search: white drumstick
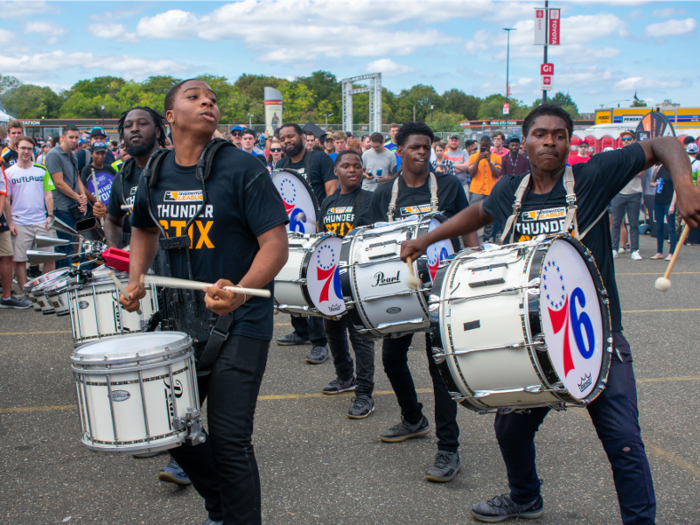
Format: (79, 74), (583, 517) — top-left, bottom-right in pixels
(406, 256), (421, 291)
(143, 275), (271, 298)
(121, 204), (133, 211)
(108, 270), (142, 315)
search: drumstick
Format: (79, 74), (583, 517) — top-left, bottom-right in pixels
(655, 223), (690, 292)
(406, 256), (421, 291)
(144, 274), (271, 298)
(121, 204), (133, 211)
(108, 270), (142, 315)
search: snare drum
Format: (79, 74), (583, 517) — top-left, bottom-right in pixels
(271, 169), (319, 234)
(69, 271), (159, 345)
(25, 268), (71, 312)
(71, 332), (203, 454)
(340, 213), (459, 338)
(275, 233), (345, 317)
(431, 234), (612, 412)
(45, 275), (80, 317)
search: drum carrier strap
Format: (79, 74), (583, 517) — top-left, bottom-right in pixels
(142, 138), (237, 374)
(500, 167), (585, 244)
(352, 190), (367, 229)
(387, 172), (438, 222)
(281, 149), (312, 181)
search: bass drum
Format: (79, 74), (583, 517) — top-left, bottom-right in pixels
(431, 234), (612, 412)
(271, 169), (319, 235)
(340, 213), (460, 338)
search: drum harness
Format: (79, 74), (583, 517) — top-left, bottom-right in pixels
(387, 172), (439, 222)
(280, 149), (312, 181)
(141, 138), (237, 374)
(499, 166), (607, 244)
(115, 157), (137, 246)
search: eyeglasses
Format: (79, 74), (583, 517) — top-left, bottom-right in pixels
(621, 137), (634, 142)
(270, 148), (282, 152)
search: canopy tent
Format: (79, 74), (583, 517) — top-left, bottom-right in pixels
(302, 121), (330, 143)
(0, 109), (11, 123)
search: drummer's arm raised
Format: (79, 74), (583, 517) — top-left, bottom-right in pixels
(400, 201), (493, 261)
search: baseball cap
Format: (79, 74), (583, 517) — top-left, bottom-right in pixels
(686, 143), (699, 154)
(449, 133), (461, 140)
(579, 140), (589, 146)
(508, 135), (521, 144)
(619, 130), (635, 138)
(603, 147), (615, 152)
(90, 127), (107, 138)
(91, 141), (107, 152)
(683, 136), (696, 145)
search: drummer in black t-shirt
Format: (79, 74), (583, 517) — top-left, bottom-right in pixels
(401, 104), (700, 524)
(276, 123), (339, 363)
(367, 121), (478, 483)
(104, 107), (166, 248)
(317, 149), (376, 418)
(119, 79), (289, 525)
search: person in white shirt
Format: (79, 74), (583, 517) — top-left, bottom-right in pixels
(4, 136), (56, 293)
(361, 132), (397, 192)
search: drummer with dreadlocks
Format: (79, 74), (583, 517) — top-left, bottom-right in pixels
(401, 103), (700, 523)
(105, 107), (167, 249)
(119, 79), (289, 525)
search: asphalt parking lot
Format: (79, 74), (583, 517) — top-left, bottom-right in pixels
(1, 234), (699, 525)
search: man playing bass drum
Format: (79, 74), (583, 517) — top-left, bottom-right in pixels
(119, 78), (289, 525)
(401, 104), (700, 524)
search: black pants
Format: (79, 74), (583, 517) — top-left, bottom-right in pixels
(170, 335), (269, 525)
(323, 316), (375, 396)
(382, 333), (459, 452)
(494, 332), (655, 524)
(291, 315), (327, 346)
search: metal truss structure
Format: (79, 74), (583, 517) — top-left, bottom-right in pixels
(341, 73), (382, 134)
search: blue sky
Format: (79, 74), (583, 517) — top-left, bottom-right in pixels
(0, 0), (697, 113)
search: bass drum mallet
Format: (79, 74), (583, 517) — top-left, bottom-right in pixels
(655, 223), (690, 292)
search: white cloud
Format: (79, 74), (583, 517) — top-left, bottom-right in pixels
(613, 77), (690, 90)
(0, 51), (189, 80)
(136, 10), (199, 39)
(465, 30), (490, 56)
(515, 77), (534, 86)
(24, 20), (66, 36)
(652, 8), (685, 18)
(0, 1), (56, 20)
(0, 28), (13, 45)
(87, 23), (140, 43)
(644, 18), (697, 38)
(366, 59), (417, 77)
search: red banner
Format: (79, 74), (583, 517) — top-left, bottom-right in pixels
(548, 8), (560, 45)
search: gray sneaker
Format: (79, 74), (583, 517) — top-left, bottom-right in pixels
(0, 295), (31, 309)
(471, 493), (543, 523)
(323, 376), (356, 395)
(425, 450), (461, 482)
(379, 415), (430, 443)
(276, 332), (311, 346)
(201, 519), (223, 525)
(306, 345), (328, 364)
(348, 395), (375, 419)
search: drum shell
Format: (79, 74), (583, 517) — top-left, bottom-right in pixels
(71, 333), (198, 454)
(274, 235), (317, 316)
(25, 268), (71, 311)
(45, 277), (78, 317)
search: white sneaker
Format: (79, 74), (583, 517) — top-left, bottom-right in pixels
(612, 250), (618, 259)
(631, 251), (642, 261)
(618, 247), (627, 254)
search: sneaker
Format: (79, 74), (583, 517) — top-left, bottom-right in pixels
(348, 395), (375, 419)
(201, 520), (223, 525)
(618, 246), (627, 254)
(379, 415), (430, 443)
(612, 249), (618, 259)
(471, 493), (544, 523)
(650, 253), (664, 260)
(323, 376), (356, 395)
(0, 296), (31, 309)
(276, 332), (311, 346)
(306, 345), (328, 364)
(630, 250), (642, 261)
(425, 451), (462, 483)
(665, 254), (673, 261)
(158, 457), (192, 485)
(18, 294), (32, 307)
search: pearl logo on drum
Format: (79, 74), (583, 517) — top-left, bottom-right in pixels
(111, 390), (130, 402)
(372, 271), (400, 287)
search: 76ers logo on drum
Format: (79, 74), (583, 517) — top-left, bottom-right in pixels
(278, 177), (308, 233)
(315, 244), (342, 303)
(306, 238), (346, 316)
(427, 245), (449, 281)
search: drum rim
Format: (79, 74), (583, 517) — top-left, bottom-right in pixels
(71, 331), (193, 366)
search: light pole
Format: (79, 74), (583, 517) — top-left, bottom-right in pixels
(248, 113), (253, 128)
(325, 113), (333, 128)
(503, 27), (515, 134)
(101, 105), (105, 126)
(542, 0), (548, 104)
(601, 99), (630, 108)
(430, 104), (434, 124)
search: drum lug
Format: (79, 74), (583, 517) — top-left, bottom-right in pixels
(431, 347), (446, 365)
(173, 407), (206, 447)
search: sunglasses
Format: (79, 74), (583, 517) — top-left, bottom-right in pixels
(270, 148), (282, 152)
(231, 132), (242, 136)
(621, 137), (634, 142)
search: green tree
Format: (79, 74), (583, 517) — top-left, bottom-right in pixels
(234, 74), (289, 100)
(477, 94), (527, 120)
(549, 92), (581, 118)
(64, 76), (126, 100)
(632, 99), (647, 107)
(441, 89), (480, 120)
(427, 112), (467, 133)
(2, 84), (62, 118)
(141, 76), (181, 96)
(0, 75), (22, 97)
(394, 85), (444, 122)
(280, 82), (315, 123)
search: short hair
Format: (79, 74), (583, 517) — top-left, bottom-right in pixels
(333, 131), (347, 141)
(63, 125), (80, 136)
(118, 106), (167, 147)
(361, 134), (370, 141)
(465, 139), (476, 148)
(7, 120), (23, 132)
(17, 135), (36, 148)
(334, 149), (362, 167)
(522, 103), (573, 140)
(492, 131), (505, 140)
(0, 127), (6, 140)
(241, 128), (255, 138)
(305, 130), (315, 137)
(370, 132), (384, 144)
(164, 78), (199, 112)
(312, 144), (325, 152)
(396, 121), (434, 147)
(348, 139), (361, 149)
(434, 142), (445, 151)
(683, 136), (695, 145)
(279, 123), (304, 137)
(390, 123), (400, 130)
(480, 135), (492, 144)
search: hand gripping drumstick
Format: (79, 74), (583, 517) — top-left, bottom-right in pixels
(655, 223), (690, 292)
(108, 270), (142, 315)
(406, 256), (422, 291)
(143, 274), (271, 298)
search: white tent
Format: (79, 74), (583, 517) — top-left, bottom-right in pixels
(0, 109), (11, 123)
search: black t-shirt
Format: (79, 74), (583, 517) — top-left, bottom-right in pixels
(80, 163), (117, 205)
(1, 147), (18, 168)
(276, 150), (337, 204)
(483, 142), (647, 333)
(654, 167), (675, 204)
(318, 187), (373, 237)
(77, 148), (115, 173)
(131, 146), (289, 342)
(368, 171), (470, 224)
(107, 162), (143, 233)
